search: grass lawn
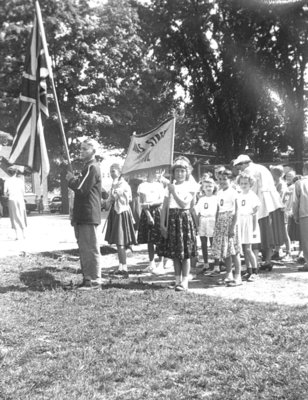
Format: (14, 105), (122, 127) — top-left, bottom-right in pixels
(0, 250), (308, 400)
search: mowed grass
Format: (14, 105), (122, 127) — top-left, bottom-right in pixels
(0, 252), (308, 400)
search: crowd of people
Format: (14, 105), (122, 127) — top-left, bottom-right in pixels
(65, 138), (308, 291)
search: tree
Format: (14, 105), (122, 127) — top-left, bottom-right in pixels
(138, 0), (307, 162)
(0, 0), (177, 192)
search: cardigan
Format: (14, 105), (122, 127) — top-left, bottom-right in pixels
(68, 159), (102, 224)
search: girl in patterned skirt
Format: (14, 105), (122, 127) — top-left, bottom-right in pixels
(137, 170), (165, 273)
(212, 169), (242, 286)
(104, 163), (137, 274)
(158, 158), (197, 291)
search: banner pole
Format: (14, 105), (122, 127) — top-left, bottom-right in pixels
(35, 0), (72, 171)
(164, 115), (176, 231)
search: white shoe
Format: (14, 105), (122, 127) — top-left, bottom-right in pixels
(224, 273), (234, 282)
(247, 273), (259, 282)
(156, 261), (164, 270)
(152, 263), (167, 275)
(209, 271), (220, 277)
(144, 261), (155, 273)
(180, 278), (189, 290)
(115, 264), (123, 274)
(201, 263), (210, 271)
(164, 259), (174, 270)
(77, 280), (101, 290)
(280, 254), (293, 263)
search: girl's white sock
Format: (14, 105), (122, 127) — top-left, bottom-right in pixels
(181, 277), (189, 289)
(175, 275), (181, 285)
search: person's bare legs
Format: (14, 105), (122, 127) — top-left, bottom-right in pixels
(232, 253), (242, 283)
(173, 258), (182, 286)
(117, 245), (127, 272)
(224, 256), (233, 281)
(181, 259), (191, 290)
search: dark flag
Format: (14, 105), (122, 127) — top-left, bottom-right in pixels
(9, 5), (50, 176)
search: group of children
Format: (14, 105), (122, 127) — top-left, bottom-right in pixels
(103, 157), (303, 291)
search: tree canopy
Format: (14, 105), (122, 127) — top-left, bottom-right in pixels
(139, 0), (307, 162)
(0, 0), (307, 185)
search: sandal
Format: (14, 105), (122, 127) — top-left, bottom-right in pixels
(175, 284), (187, 292)
(226, 280), (243, 287)
(217, 277), (233, 285)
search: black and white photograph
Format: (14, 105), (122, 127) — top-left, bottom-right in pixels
(0, 0), (308, 398)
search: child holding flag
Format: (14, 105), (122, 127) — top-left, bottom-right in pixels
(158, 158), (197, 291)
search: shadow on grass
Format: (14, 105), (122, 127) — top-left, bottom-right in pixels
(0, 285), (29, 294)
(101, 280), (167, 291)
(38, 245), (118, 260)
(19, 269), (62, 291)
(0, 269), (63, 294)
(41, 265), (82, 275)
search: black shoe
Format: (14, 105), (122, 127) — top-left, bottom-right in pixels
(259, 261), (273, 271)
(241, 272), (251, 281)
(271, 252), (280, 261)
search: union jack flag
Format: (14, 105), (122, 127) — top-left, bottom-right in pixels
(9, 7), (50, 176)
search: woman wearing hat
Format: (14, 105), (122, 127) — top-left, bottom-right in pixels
(234, 155), (285, 270)
(158, 157), (197, 291)
(4, 166), (27, 240)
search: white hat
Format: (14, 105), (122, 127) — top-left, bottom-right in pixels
(233, 154), (251, 166)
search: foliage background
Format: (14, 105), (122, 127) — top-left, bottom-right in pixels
(0, 0), (307, 187)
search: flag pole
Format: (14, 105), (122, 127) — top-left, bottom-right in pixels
(34, 0), (72, 172)
(164, 115), (176, 231)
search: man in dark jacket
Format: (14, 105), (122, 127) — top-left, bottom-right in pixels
(66, 139), (102, 289)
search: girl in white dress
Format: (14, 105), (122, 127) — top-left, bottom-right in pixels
(237, 172), (261, 281)
(192, 177), (218, 271)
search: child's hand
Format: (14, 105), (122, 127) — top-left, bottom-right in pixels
(168, 183), (175, 195)
(228, 229), (235, 238)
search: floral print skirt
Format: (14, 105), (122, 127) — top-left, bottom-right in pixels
(212, 211), (241, 259)
(157, 208), (197, 261)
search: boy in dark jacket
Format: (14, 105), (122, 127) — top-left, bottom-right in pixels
(66, 139), (102, 289)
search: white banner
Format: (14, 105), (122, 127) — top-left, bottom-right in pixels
(122, 117), (175, 177)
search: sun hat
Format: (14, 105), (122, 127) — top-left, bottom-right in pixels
(233, 154), (251, 166)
